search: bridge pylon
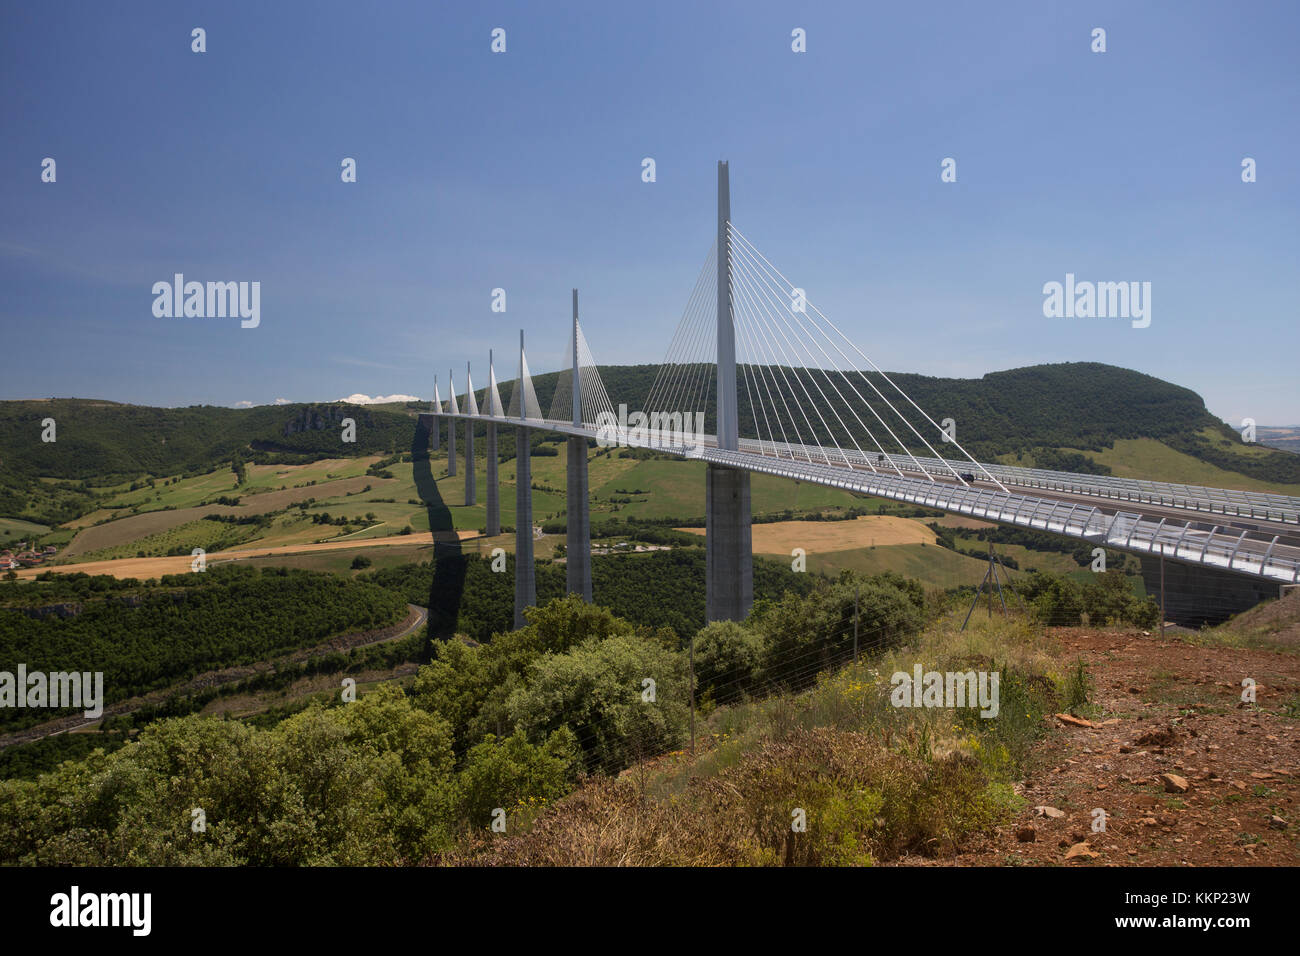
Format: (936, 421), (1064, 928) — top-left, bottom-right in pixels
(430, 375), (440, 451)
(567, 289), (593, 602)
(514, 330), (536, 628)
(446, 368), (458, 477)
(464, 362), (477, 506)
(485, 350), (501, 537)
(706, 160), (753, 622)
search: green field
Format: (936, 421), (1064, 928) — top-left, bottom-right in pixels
(1004, 434), (1300, 495)
(0, 517), (50, 544)
(946, 532), (1081, 575)
(804, 543), (1005, 589)
(39, 420), (1291, 583)
(47, 445), (870, 566)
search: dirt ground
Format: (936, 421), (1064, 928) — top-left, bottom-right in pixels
(908, 627), (1300, 866)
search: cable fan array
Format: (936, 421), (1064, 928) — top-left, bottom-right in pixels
(504, 345), (544, 421)
(547, 320), (616, 426)
(646, 225), (1004, 490)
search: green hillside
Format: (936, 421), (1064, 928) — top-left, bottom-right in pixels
(3, 362), (1297, 526)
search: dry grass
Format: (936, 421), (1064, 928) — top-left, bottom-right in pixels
(15, 530), (476, 580)
(445, 611), (1070, 867)
(675, 515), (936, 553)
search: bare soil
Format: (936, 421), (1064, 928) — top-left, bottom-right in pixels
(907, 627), (1300, 866)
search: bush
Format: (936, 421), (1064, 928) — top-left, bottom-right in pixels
(693, 621), (764, 703)
(507, 632), (690, 772)
(453, 728), (581, 831)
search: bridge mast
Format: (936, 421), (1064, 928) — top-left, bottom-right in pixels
(464, 361), (476, 506)
(515, 329), (536, 627)
(446, 368), (457, 476)
(566, 289), (593, 601)
(706, 160), (753, 622)
(716, 161), (738, 451)
(485, 350), (500, 536)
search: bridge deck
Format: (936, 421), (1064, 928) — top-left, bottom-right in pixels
(428, 412), (1300, 586)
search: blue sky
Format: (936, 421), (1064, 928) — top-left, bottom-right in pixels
(2, 1), (1297, 423)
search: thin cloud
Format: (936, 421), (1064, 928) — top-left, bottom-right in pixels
(336, 393), (422, 405)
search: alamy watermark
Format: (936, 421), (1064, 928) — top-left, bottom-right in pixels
(0, 665), (103, 718)
(890, 664), (1000, 718)
(1042, 273), (1150, 328)
(152, 274), (260, 328)
(595, 404), (706, 452)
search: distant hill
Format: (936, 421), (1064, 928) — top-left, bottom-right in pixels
(2, 362), (1298, 523)
(523, 361), (1300, 485)
(0, 400), (422, 522)
(1258, 426), (1300, 456)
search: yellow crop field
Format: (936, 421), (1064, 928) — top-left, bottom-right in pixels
(676, 515), (936, 553)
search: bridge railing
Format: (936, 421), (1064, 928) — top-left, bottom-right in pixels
(876, 452), (1300, 525)
(702, 447), (1300, 585)
(731, 440), (1300, 524)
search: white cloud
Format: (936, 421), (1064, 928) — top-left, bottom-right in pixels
(273, 397), (291, 405)
(233, 400), (254, 408)
(336, 393), (422, 405)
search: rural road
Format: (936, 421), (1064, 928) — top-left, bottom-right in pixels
(0, 603), (430, 749)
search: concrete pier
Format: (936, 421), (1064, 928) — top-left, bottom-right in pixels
(486, 423), (500, 536)
(705, 160), (753, 622)
(565, 289), (592, 602)
(447, 418), (456, 477)
(1140, 555), (1281, 628)
(464, 421), (476, 506)
(514, 426), (535, 628)
(566, 436), (592, 601)
(431, 414), (439, 452)
(705, 463), (753, 622)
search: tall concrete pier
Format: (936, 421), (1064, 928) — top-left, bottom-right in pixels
(706, 465), (753, 621)
(515, 425), (535, 628)
(464, 363), (477, 507)
(514, 331), (536, 628)
(566, 289), (593, 601)
(486, 423), (499, 536)
(1140, 556), (1282, 628)
(706, 160), (753, 622)
(485, 349), (501, 536)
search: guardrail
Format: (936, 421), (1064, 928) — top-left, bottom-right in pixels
(704, 448), (1300, 585)
(727, 439), (1300, 525)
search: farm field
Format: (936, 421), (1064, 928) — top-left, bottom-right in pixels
(676, 515), (935, 552)
(0, 517), (50, 543)
(45, 446), (872, 568)
(1004, 436), (1300, 495)
(803, 542), (1005, 589)
(13, 530), (468, 580)
(587, 455), (867, 520)
(947, 532), (1081, 575)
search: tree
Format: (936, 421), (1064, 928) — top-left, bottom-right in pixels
(507, 632), (690, 771)
(693, 620), (764, 703)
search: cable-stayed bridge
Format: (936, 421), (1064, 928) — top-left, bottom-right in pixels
(425, 163), (1300, 629)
